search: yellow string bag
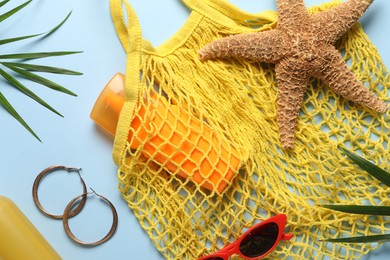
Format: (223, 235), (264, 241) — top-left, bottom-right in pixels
(109, 0), (390, 259)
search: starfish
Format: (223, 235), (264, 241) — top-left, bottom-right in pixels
(199, 0), (388, 149)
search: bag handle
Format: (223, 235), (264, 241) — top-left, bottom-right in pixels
(207, 0), (277, 26)
(182, 0), (277, 29)
(109, 0), (143, 164)
(110, 0), (142, 54)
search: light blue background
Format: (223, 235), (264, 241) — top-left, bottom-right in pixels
(0, 0), (389, 259)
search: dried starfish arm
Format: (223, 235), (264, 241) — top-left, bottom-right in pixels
(199, 30), (287, 63)
(198, 0), (386, 149)
(276, 0), (310, 30)
(317, 46), (388, 113)
(313, 0), (374, 44)
(275, 58), (311, 149)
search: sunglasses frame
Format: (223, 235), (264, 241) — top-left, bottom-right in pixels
(198, 214), (293, 260)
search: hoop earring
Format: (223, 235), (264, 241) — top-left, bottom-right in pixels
(62, 188), (118, 246)
(32, 166), (87, 219)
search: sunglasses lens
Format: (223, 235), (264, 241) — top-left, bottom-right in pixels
(202, 257), (224, 260)
(239, 222), (279, 258)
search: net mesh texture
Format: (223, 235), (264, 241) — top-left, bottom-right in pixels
(111, 1), (390, 259)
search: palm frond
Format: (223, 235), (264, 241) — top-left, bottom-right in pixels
(321, 149), (390, 244)
(0, 0), (31, 23)
(0, 91), (40, 141)
(0, 10), (73, 46)
(322, 234), (390, 243)
(3, 63), (77, 96)
(0, 68), (63, 117)
(0, 51), (82, 60)
(0, 0), (11, 9)
(0, 33), (42, 45)
(341, 148), (390, 187)
(43, 11), (72, 37)
(0, 1), (81, 140)
(0, 62), (82, 75)
(322, 205), (390, 216)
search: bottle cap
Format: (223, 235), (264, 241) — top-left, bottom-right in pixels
(90, 73), (125, 136)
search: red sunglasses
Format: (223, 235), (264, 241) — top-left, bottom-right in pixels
(198, 214), (293, 260)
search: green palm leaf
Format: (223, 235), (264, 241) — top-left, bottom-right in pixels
(0, 0), (10, 9)
(0, 0), (31, 23)
(0, 1), (81, 140)
(43, 11), (72, 38)
(3, 63), (77, 96)
(322, 205), (390, 216)
(341, 148), (390, 187)
(0, 33), (42, 45)
(0, 62), (82, 75)
(322, 149), (390, 244)
(0, 68), (62, 117)
(0, 10), (72, 46)
(0, 51), (82, 60)
(323, 234), (390, 243)
(0, 91), (40, 141)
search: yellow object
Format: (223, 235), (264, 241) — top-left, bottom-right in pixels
(109, 0), (390, 259)
(91, 73), (240, 193)
(0, 196), (61, 260)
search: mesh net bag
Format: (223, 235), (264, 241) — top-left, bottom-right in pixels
(109, 0), (390, 259)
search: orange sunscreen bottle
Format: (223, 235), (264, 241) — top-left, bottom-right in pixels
(90, 73), (240, 193)
(0, 196), (61, 260)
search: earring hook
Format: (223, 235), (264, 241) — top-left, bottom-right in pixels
(32, 165), (87, 219)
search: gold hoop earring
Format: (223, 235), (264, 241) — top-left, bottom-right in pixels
(62, 188), (118, 246)
(32, 166), (87, 219)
